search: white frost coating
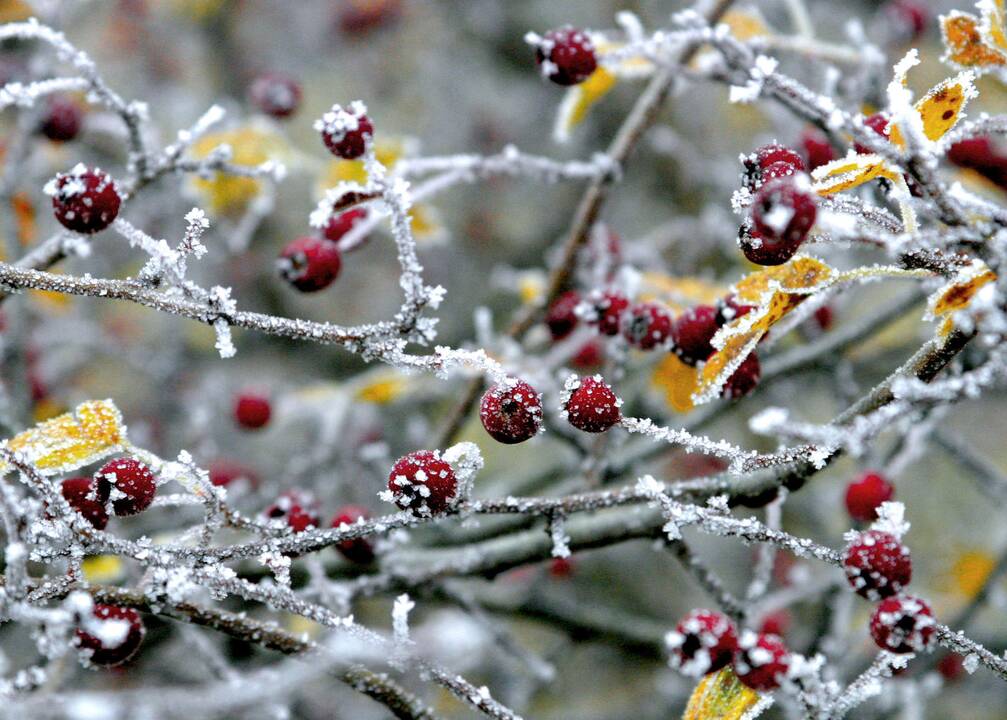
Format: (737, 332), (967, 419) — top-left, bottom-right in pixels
(872, 501), (910, 539)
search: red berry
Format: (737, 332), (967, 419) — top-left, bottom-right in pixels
(739, 223), (803, 267)
(532, 26), (597, 86)
(549, 556), (575, 578)
(855, 113), (890, 154)
(60, 477), (108, 530)
(584, 289), (629, 336)
(331, 505), (375, 564)
(751, 177), (817, 250)
(845, 472), (895, 523)
(843, 530), (912, 600)
(76, 604), (145, 667)
(760, 160), (801, 184)
(562, 375), (621, 433)
(734, 632), (790, 691)
(758, 609), (791, 637)
(277, 236), (342, 292)
(813, 305), (834, 331)
(322, 207), (368, 244)
(265, 489), (320, 532)
(870, 595), (935, 654)
(546, 290), (582, 341)
(208, 459), (257, 488)
(39, 95), (82, 141)
(722, 352), (761, 399)
(94, 458), (156, 517)
(387, 450), (458, 516)
(671, 304), (719, 365)
(716, 295), (755, 326)
(886, 0), (930, 40)
(234, 392), (271, 430)
(622, 302), (673, 350)
(801, 128), (836, 171)
(743, 143), (805, 189)
(666, 610), (739, 677)
(947, 137), (997, 168)
(480, 379), (543, 444)
(249, 72), (302, 118)
(337, 0), (402, 35)
(571, 339), (604, 370)
(316, 101), (373, 159)
(937, 653), (966, 682)
(47, 165), (121, 234)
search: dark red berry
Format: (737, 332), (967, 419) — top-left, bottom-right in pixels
(760, 160), (801, 184)
(76, 604), (145, 667)
(870, 595), (935, 654)
(234, 392), (271, 430)
(886, 0), (930, 40)
(249, 72), (302, 118)
(480, 379), (543, 444)
(743, 143), (805, 189)
(208, 459), (257, 488)
(759, 609), (791, 637)
(60, 477), (108, 530)
(563, 375), (621, 433)
(855, 113), (890, 154)
(277, 236), (342, 292)
(716, 295), (755, 326)
(947, 137), (997, 169)
(546, 290), (581, 341)
(265, 489), (320, 532)
(94, 458), (156, 517)
(751, 177), (817, 250)
(585, 289), (629, 336)
(937, 653), (966, 682)
(722, 352), (761, 399)
(338, 0), (402, 35)
(845, 472), (895, 523)
(739, 223), (803, 267)
(331, 505), (375, 564)
(532, 26), (597, 86)
(47, 165), (121, 234)
(813, 305), (834, 331)
(549, 556), (575, 578)
(387, 450), (457, 516)
(39, 95), (82, 141)
(666, 610), (738, 677)
(316, 102), (373, 159)
(801, 128), (836, 170)
(734, 632), (790, 691)
(671, 304), (719, 365)
(843, 530), (912, 600)
(622, 302), (673, 350)
(322, 207), (368, 244)
(571, 339), (604, 369)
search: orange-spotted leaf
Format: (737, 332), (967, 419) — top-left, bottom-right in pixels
(927, 260), (996, 319)
(890, 73), (977, 144)
(683, 666), (762, 720)
(940, 9), (1007, 75)
(652, 353), (700, 413)
(811, 154), (901, 195)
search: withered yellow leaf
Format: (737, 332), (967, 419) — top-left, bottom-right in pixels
(683, 666), (762, 720)
(554, 67), (618, 142)
(652, 353), (700, 413)
(940, 10), (1007, 72)
(733, 256), (834, 305)
(890, 73), (977, 146)
(811, 154), (901, 195)
(927, 260), (996, 318)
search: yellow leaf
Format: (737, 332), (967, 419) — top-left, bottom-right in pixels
(408, 203), (446, 244)
(721, 9), (771, 41)
(890, 73), (977, 145)
(652, 353), (700, 413)
(191, 125), (287, 216)
(811, 154), (901, 195)
(355, 374), (410, 404)
(926, 260), (996, 318)
(640, 273), (727, 311)
(554, 67), (618, 142)
(949, 549), (996, 598)
(0, 0), (32, 22)
(940, 8), (1007, 74)
(733, 256), (835, 305)
(683, 667), (762, 720)
(82, 555), (125, 583)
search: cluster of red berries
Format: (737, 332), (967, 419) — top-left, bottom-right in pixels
(263, 490), (376, 564)
(75, 603), (145, 667)
(248, 72), (302, 119)
(531, 26), (598, 86)
(672, 297), (761, 399)
(739, 144), (818, 266)
(387, 450), (459, 516)
(46, 164), (122, 235)
(61, 457), (157, 530)
(666, 609), (790, 691)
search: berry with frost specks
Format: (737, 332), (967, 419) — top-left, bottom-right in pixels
(801, 128), (836, 170)
(843, 530), (912, 600)
(584, 289), (629, 337)
(47, 165), (121, 234)
(734, 631), (790, 691)
(855, 113), (890, 154)
(234, 392), (271, 430)
(39, 95), (82, 142)
(316, 101), (373, 159)
(751, 177), (817, 251)
(265, 489), (320, 532)
(739, 222), (803, 267)
(716, 295), (755, 327)
(532, 26), (597, 86)
(743, 143), (804, 190)
(563, 375), (621, 433)
(722, 352), (761, 399)
(249, 72), (302, 119)
(870, 595), (935, 653)
(76, 604), (145, 667)
(845, 472), (895, 522)
(331, 505), (375, 564)
(277, 236), (342, 292)
(546, 290), (581, 341)
(94, 458), (156, 517)
(322, 207), (368, 245)
(387, 450), (458, 516)
(671, 304), (719, 365)
(480, 379), (543, 444)
(60, 477), (108, 530)
(622, 301), (673, 350)
(666, 609), (738, 677)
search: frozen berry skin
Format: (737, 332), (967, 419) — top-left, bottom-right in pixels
(315, 101), (373, 159)
(734, 631), (790, 691)
(870, 595), (935, 654)
(622, 302), (673, 350)
(93, 458), (156, 517)
(265, 489), (320, 532)
(388, 450), (458, 516)
(751, 177), (817, 250)
(39, 95), (82, 141)
(671, 304), (720, 365)
(743, 143), (805, 189)
(546, 290), (581, 341)
(208, 459), (257, 488)
(76, 604), (145, 667)
(234, 392), (271, 430)
(666, 609), (738, 678)
(843, 530), (912, 600)
(722, 352), (761, 399)
(585, 289), (630, 336)
(801, 128), (836, 171)
(716, 295), (755, 326)
(330, 505), (375, 564)
(855, 113), (890, 154)
(532, 26), (597, 86)
(563, 375), (621, 433)
(46, 165), (120, 234)
(249, 72), (302, 118)
(739, 223), (803, 267)
(60, 477), (108, 530)
(480, 379), (543, 444)
(845, 472), (895, 523)
(322, 207), (368, 244)
(277, 236), (342, 292)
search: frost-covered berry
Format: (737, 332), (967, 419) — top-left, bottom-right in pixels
(39, 95), (82, 141)
(46, 165), (121, 234)
(563, 375), (621, 433)
(322, 207), (368, 244)
(249, 72), (302, 118)
(843, 530), (912, 600)
(277, 236), (342, 292)
(622, 302), (673, 350)
(94, 458), (156, 517)
(870, 595), (935, 654)
(388, 450), (458, 516)
(671, 304), (719, 365)
(480, 379), (543, 444)
(315, 101), (373, 159)
(61, 477), (108, 530)
(845, 472), (894, 523)
(666, 610), (738, 677)
(531, 27), (597, 86)
(751, 177), (817, 252)
(855, 113), (890, 154)
(546, 290), (581, 341)
(234, 392), (271, 430)
(801, 128), (836, 171)
(722, 352), (761, 399)
(76, 604), (145, 667)
(265, 489), (320, 532)
(734, 631), (790, 691)
(331, 505), (375, 564)
(584, 289), (630, 337)
(716, 295), (755, 326)
(743, 143), (805, 190)
(739, 223), (803, 267)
